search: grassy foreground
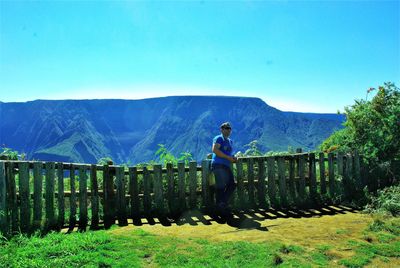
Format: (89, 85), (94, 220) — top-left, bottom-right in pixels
(0, 214), (399, 268)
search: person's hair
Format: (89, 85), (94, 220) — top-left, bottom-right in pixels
(220, 122), (231, 129)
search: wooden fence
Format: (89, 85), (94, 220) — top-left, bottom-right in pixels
(0, 151), (365, 235)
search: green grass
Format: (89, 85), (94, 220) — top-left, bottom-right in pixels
(0, 228), (335, 268)
(338, 216), (400, 268)
(1, 215), (399, 268)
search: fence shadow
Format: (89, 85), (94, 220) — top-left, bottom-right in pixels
(61, 205), (360, 234)
(116, 205), (360, 232)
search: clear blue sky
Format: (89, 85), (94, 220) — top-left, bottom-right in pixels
(1, 0), (399, 112)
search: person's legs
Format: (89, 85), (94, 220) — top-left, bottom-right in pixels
(212, 165), (229, 209)
(223, 168), (236, 206)
(213, 165), (236, 216)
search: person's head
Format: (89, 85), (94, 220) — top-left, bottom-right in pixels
(220, 122), (232, 138)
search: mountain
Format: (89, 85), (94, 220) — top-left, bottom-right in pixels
(0, 96), (345, 164)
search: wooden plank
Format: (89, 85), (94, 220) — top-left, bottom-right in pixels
(143, 166), (152, 216)
(68, 165), (77, 232)
(78, 166), (88, 231)
(153, 164), (164, 215)
(103, 165), (115, 229)
(115, 166), (127, 226)
(45, 162), (56, 231)
(277, 157), (287, 207)
(32, 162), (43, 231)
(7, 162), (18, 233)
(18, 162), (30, 233)
(319, 153), (326, 195)
(296, 149), (302, 178)
(344, 154), (354, 199)
(57, 162), (65, 230)
(354, 150), (361, 190)
(236, 159), (245, 209)
(257, 159), (267, 208)
(1, 161), (205, 175)
(337, 152), (344, 177)
(328, 153), (335, 197)
(309, 153), (317, 200)
(90, 164), (99, 230)
(189, 161), (197, 209)
(177, 162), (186, 212)
(298, 155), (306, 199)
(166, 163), (175, 215)
(247, 158), (255, 207)
(129, 167), (140, 220)
(0, 161), (8, 235)
(267, 157), (277, 207)
(288, 158), (296, 203)
(201, 160), (210, 209)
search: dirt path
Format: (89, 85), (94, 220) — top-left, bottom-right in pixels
(110, 206), (400, 267)
(111, 206), (370, 250)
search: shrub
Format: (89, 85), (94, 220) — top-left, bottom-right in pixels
(364, 185), (400, 216)
(320, 82), (400, 184)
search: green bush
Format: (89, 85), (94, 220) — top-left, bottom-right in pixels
(364, 185), (400, 216)
(0, 147), (24, 160)
(321, 82), (400, 184)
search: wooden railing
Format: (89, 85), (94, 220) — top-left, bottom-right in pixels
(0, 151), (366, 235)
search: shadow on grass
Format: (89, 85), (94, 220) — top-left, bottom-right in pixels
(66, 204), (359, 233)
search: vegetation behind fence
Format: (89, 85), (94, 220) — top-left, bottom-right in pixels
(0, 151), (372, 236)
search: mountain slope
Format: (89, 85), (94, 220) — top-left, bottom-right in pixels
(0, 96), (345, 164)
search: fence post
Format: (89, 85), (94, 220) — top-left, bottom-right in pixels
(298, 155), (306, 201)
(288, 157), (296, 204)
(90, 164), (99, 230)
(201, 160), (210, 210)
(57, 162), (65, 230)
(103, 165), (115, 229)
(177, 162), (186, 212)
(257, 159), (267, 208)
(129, 167), (140, 221)
(247, 158), (255, 208)
(319, 153), (326, 195)
(143, 166), (152, 216)
(45, 162), (56, 232)
(337, 152), (344, 178)
(235, 159), (245, 209)
(19, 162), (30, 233)
(189, 161), (198, 209)
(344, 154), (354, 200)
(7, 162), (18, 233)
(328, 153), (335, 198)
(354, 150), (362, 190)
(267, 157), (277, 208)
(115, 166), (128, 226)
(277, 157), (288, 207)
(33, 162), (43, 231)
(166, 163), (175, 215)
(78, 166), (88, 231)
(68, 165), (76, 232)
(309, 153), (317, 201)
(153, 164), (164, 216)
(0, 161), (7, 235)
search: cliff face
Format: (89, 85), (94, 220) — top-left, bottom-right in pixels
(0, 96), (345, 164)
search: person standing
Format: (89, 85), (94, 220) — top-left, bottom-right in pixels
(211, 122), (237, 217)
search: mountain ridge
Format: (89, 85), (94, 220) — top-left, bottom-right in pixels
(0, 96), (345, 164)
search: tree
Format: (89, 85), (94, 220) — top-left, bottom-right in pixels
(244, 140), (263, 156)
(0, 147), (24, 160)
(155, 144), (193, 166)
(321, 82), (400, 182)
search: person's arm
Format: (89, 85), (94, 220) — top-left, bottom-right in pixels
(212, 143), (237, 163)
